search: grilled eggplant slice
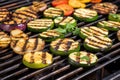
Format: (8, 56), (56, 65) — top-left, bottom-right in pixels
(11, 38), (45, 55)
(50, 38), (80, 56)
(117, 30), (120, 41)
(69, 51), (98, 67)
(44, 7), (63, 19)
(92, 2), (118, 15)
(0, 8), (10, 22)
(27, 19), (54, 32)
(84, 36), (112, 52)
(30, 1), (47, 12)
(80, 26), (108, 39)
(73, 8), (98, 22)
(23, 51), (53, 69)
(39, 30), (64, 42)
(97, 21), (120, 31)
(54, 16), (77, 28)
(10, 29), (28, 41)
(0, 31), (11, 49)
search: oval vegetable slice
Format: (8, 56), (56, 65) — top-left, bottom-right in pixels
(54, 16), (77, 28)
(23, 51), (53, 69)
(97, 21), (120, 31)
(56, 4), (74, 16)
(84, 36), (112, 52)
(50, 38), (80, 56)
(91, 0), (102, 3)
(79, 26), (108, 39)
(52, 0), (68, 7)
(11, 38), (45, 55)
(69, 0), (86, 8)
(73, 8), (98, 22)
(39, 30), (64, 42)
(27, 19), (54, 33)
(108, 13), (120, 22)
(0, 31), (11, 49)
(44, 7), (63, 19)
(69, 51), (98, 67)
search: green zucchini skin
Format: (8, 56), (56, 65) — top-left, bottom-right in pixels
(83, 36), (112, 52)
(50, 38), (80, 56)
(44, 7), (64, 19)
(97, 21), (120, 31)
(108, 13), (120, 22)
(27, 19), (54, 33)
(39, 30), (64, 42)
(73, 8), (98, 22)
(79, 26), (108, 39)
(54, 16), (77, 29)
(68, 51), (98, 67)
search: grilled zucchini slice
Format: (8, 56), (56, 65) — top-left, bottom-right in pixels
(10, 29), (28, 41)
(84, 36), (112, 52)
(0, 8), (10, 22)
(39, 30), (64, 42)
(44, 7), (63, 19)
(80, 26), (108, 39)
(23, 51), (53, 69)
(97, 21), (120, 31)
(11, 38), (45, 55)
(117, 30), (120, 41)
(69, 51), (98, 67)
(50, 38), (80, 56)
(73, 8), (98, 22)
(0, 32), (11, 49)
(27, 19), (54, 33)
(54, 16), (77, 28)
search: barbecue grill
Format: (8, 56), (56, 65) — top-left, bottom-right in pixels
(0, 0), (120, 80)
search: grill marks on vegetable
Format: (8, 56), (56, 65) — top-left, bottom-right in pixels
(11, 38), (45, 54)
(42, 52), (46, 64)
(85, 36), (112, 49)
(0, 8), (10, 22)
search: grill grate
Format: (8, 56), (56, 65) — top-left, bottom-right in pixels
(0, 0), (120, 80)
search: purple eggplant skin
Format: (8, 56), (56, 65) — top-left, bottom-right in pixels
(0, 23), (26, 32)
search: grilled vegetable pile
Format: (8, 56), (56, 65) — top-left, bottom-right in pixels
(97, 21), (120, 31)
(69, 51), (98, 67)
(84, 36), (112, 52)
(39, 30), (64, 42)
(23, 51), (53, 69)
(73, 8), (98, 22)
(79, 26), (108, 39)
(0, 31), (11, 49)
(50, 38), (80, 56)
(27, 19), (54, 32)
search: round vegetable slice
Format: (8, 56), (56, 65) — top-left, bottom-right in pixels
(79, 26), (108, 39)
(23, 51), (53, 69)
(92, 2), (118, 14)
(50, 38), (80, 56)
(54, 16), (77, 28)
(97, 21), (120, 31)
(91, 0), (102, 3)
(27, 19), (54, 33)
(11, 38), (45, 55)
(10, 29), (28, 41)
(44, 7), (63, 19)
(0, 31), (11, 49)
(39, 30), (64, 42)
(52, 0), (68, 7)
(56, 4), (74, 16)
(69, 0), (86, 8)
(108, 13), (120, 22)
(84, 36), (112, 52)
(73, 8), (98, 22)
(68, 51), (98, 67)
